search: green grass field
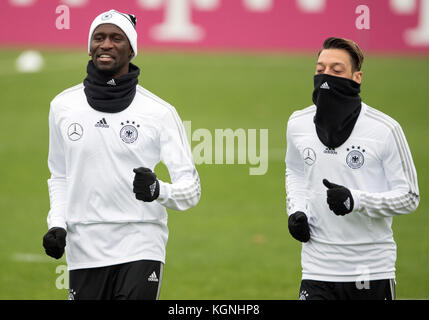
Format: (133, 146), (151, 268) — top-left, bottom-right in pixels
(0, 48), (428, 300)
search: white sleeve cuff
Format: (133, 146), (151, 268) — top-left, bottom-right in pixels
(47, 216), (67, 231)
(350, 188), (362, 212)
(156, 180), (170, 204)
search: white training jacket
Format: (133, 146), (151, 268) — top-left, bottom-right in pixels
(285, 102), (419, 282)
(47, 83), (201, 270)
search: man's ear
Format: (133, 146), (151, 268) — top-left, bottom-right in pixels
(352, 71), (363, 84)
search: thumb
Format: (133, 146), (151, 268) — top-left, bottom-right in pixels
(54, 228), (67, 248)
(43, 232), (56, 248)
(291, 211), (307, 224)
(133, 167), (152, 174)
(322, 179), (335, 189)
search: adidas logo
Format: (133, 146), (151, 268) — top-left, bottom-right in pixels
(148, 271), (158, 282)
(320, 82), (330, 89)
(344, 197), (351, 210)
(324, 147), (337, 155)
(106, 79), (116, 86)
(149, 181), (157, 197)
(95, 118), (109, 128)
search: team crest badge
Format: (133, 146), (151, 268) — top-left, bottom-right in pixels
(120, 120), (140, 144)
(346, 145), (365, 169)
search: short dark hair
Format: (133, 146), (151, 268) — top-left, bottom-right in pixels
(318, 37), (364, 72)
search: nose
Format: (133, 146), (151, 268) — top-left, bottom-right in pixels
(100, 37), (113, 50)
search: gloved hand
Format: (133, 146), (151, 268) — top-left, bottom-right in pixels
(43, 227), (67, 259)
(288, 211), (310, 243)
(322, 179), (354, 216)
(133, 167), (160, 202)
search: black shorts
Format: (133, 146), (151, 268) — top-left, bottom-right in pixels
(299, 279), (396, 300)
(69, 259), (163, 300)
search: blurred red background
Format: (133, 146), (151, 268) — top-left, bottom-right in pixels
(1, 0), (429, 52)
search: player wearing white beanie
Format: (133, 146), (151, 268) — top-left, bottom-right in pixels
(88, 9), (138, 59)
(43, 9), (201, 300)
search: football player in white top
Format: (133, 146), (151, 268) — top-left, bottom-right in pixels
(286, 37), (419, 300)
(43, 10), (201, 300)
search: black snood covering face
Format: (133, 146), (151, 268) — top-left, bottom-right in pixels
(312, 74), (362, 148)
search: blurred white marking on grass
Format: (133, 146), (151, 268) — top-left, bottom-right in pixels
(0, 51), (88, 76)
(11, 253), (57, 263)
(16, 50), (44, 73)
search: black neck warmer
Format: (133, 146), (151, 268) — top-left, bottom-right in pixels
(83, 60), (140, 113)
(312, 74), (362, 148)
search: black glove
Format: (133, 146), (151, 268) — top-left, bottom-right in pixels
(43, 227), (67, 259)
(288, 211), (310, 243)
(133, 167), (160, 202)
(322, 179), (354, 216)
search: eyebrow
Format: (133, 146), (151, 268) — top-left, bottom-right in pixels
(316, 62), (346, 68)
(92, 31), (125, 37)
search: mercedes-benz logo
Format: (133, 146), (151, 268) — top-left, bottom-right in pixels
(67, 123), (83, 141)
(303, 147), (316, 166)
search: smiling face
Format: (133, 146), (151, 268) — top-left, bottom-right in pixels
(89, 23), (134, 78)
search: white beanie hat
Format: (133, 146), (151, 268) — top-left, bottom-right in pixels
(88, 9), (138, 60)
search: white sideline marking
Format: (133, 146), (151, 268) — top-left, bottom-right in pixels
(11, 253), (57, 263)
